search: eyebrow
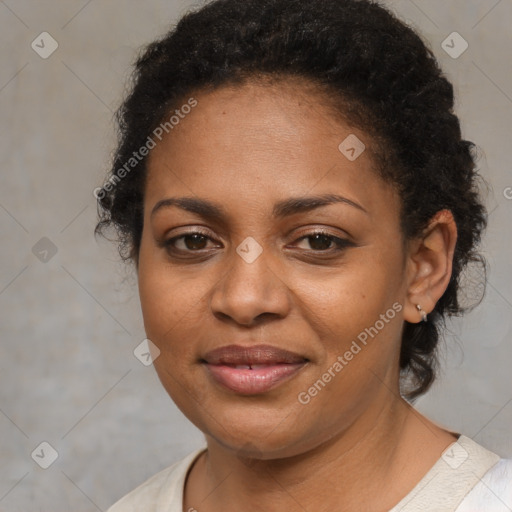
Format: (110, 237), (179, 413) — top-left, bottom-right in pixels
(150, 193), (368, 221)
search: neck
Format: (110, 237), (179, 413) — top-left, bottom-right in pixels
(185, 394), (456, 512)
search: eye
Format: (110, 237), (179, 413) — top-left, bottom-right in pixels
(164, 230), (220, 254)
(162, 228), (354, 258)
(293, 230), (353, 252)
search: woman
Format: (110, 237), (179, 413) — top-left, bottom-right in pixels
(96, 0), (512, 510)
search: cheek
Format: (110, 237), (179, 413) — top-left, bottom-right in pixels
(137, 241), (203, 351)
(289, 249), (403, 339)
(137, 245), (212, 406)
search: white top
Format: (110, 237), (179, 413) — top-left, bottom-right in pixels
(107, 435), (512, 511)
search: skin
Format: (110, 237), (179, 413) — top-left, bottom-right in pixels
(137, 78), (458, 512)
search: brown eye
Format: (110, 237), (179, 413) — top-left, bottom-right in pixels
(179, 233), (209, 250)
(294, 231), (353, 252)
(164, 230), (219, 254)
(306, 233), (336, 251)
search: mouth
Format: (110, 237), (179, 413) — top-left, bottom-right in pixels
(201, 344), (309, 395)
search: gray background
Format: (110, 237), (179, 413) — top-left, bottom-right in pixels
(0, 0), (511, 510)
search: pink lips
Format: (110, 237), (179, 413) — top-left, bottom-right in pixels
(202, 344), (308, 395)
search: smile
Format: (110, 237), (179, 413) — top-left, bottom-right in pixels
(202, 344), (308, 395)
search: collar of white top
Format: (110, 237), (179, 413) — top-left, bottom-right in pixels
(389, 434), (501, 512)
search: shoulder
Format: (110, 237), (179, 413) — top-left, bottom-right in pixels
(106, 448), (206, 512)
(456, 457), (512, 512)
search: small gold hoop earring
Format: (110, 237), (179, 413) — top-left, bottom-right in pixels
(416, 304), (428, 322)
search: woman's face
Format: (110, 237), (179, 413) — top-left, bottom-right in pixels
(138, 79), (412, 459)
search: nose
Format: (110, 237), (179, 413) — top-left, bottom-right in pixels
(209, 241), (292, 327)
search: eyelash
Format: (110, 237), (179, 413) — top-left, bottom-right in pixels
(163, 229), (353, 257)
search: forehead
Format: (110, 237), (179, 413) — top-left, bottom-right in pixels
(144, 79), (398, 222)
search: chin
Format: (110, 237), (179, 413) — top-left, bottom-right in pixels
(188, 398), (321, 459)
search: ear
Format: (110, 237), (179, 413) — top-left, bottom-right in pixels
(403, 210), (458, 323)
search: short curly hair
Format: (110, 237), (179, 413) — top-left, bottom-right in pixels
(95, 0), (487, 400)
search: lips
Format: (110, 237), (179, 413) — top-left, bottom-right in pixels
(202, 344), (308, 395)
